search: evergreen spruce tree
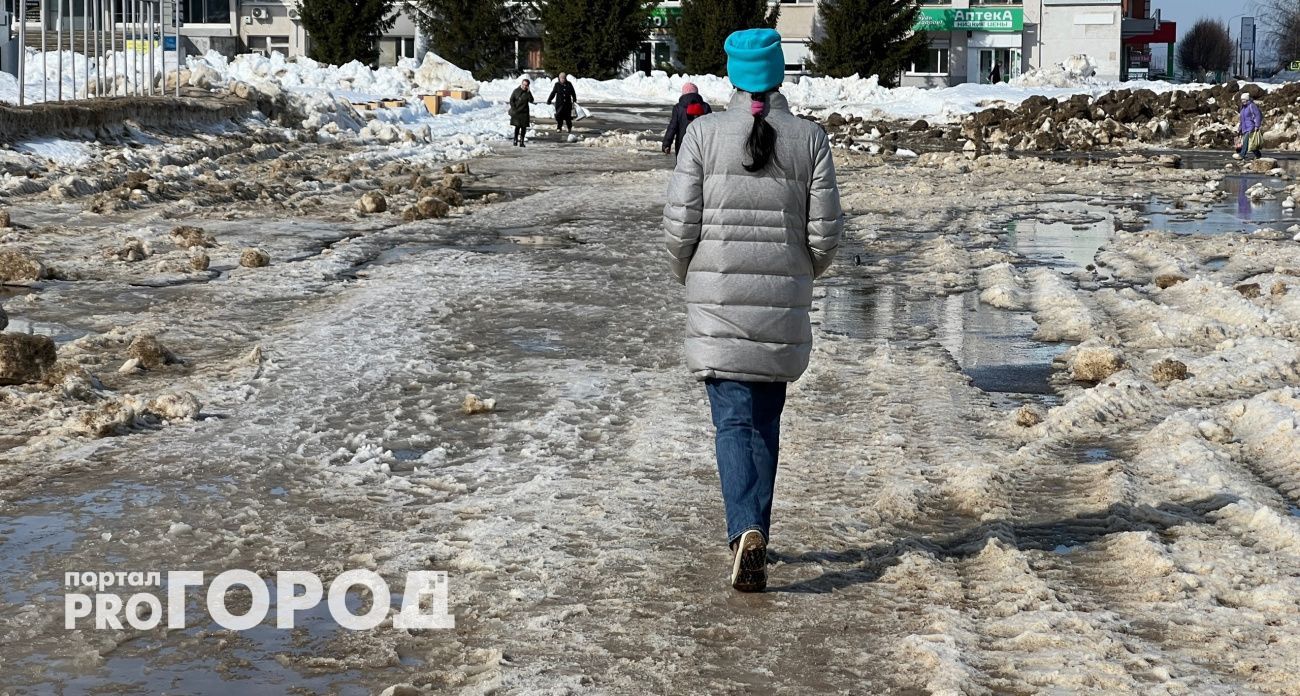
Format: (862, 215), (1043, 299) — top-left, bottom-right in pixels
(298, 0), (396, 66)
(412, 0), (523, 80)
(809, 0), (928, 88)
(536, 0), (656, 79)
(675, 0), (781, 76)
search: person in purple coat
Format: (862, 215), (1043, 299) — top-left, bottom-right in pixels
(1238, 93), (1264, 160)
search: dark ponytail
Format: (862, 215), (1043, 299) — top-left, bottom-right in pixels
(743, 91), (777, 173)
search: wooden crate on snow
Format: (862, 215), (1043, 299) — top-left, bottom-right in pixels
(418, 94), (443, 115)
(434, 89), (475, 100)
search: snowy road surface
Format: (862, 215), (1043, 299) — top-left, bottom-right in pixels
(2, 109), (1300, 694)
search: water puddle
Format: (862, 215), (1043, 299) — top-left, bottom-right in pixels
(2, 316), (92, 343)
(1144, 174), (1293, 235)
(824, 202), (1119, 397)
(1082, 446), (1111, 462)
(17, 581), (393, 694)
(498, 224), (586, 249)
(0, 513), (78, 604)
(0, 483), (165, 606)
(1004, 209), (1114, 270)
(1, 478), (412, 691)
(822, 286), (1063, 394)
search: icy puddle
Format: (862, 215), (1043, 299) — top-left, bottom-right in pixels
(1145, 174), (1293, 234)
(822, 285), (1060, 395)
(0, 480), (170, 647)
(823, 203), (1118, 396)
(1139, 153), (1299, 234)
(1006, 209), (1114, 271)
(0, 476), (423, 692)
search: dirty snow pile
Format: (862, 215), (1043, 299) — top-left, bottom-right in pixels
(958, 80), (1300, 152)
(184, 50), (511, 154)
(1011, 54), (1099, 88)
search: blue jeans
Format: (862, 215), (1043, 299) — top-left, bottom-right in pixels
(705, 379), (787, 545)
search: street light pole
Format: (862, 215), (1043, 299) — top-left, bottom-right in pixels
(1227, 13), (1247, 79)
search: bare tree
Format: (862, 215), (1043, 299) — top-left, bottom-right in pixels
(1177, 19), (1233, 81)
(1257, 0), (1300, 67)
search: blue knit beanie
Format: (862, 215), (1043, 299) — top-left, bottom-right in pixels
(725, 28), (784, 94)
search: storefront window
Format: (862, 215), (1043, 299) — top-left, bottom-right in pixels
(183, 0), (230, 24)
(909, 47), (949, 75)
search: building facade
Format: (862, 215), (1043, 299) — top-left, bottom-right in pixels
(760, 0), (1168, 87)
(633, 0), (819, 76)
(900, 0), (1136, 87)
(178, 0), (420, 66)
(178, 0), (1170, 82)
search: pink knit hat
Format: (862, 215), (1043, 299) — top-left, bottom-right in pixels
(681, 82), (699, 95)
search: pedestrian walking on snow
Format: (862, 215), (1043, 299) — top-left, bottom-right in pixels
(988, 62), (1002, 84)
(509, 78), (534, 147)
(662, 82), (713, 154)
(1236, 92), (1264, 160)
(663, 28), (844, 593)
(547, 73), (578, 134)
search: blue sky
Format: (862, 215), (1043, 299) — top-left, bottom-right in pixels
(1154, 0), (1263, 40)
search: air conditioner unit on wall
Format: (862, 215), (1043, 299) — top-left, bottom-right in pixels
(250, 6), (267, 19)
(287, 7), (299, 20)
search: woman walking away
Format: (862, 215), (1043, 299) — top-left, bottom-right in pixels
(662, 82), (713, 154)
(509, 78), (534, 147)
(547, 72), (578, 134)
(663, 28), (844, 592)
(1237, 92), (1264, 160)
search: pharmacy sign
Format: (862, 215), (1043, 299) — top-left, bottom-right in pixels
(916, 8), (1024, 32)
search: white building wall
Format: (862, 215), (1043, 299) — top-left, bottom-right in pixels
(1039, 0), (1122, 81)
(1022, 1), (1042, 71)
(185, 0), (423, 62)
(775, 4), (817, 72)
(237, 1), (306, 57)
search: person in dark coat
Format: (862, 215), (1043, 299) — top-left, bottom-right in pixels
(662, 82), (713, 154)
(989, 63), (1002, 84)
(509, 78), (534, 147)
(547, 72), (579, 133)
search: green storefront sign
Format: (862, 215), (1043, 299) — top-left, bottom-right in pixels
(651, 6), (683, 30)
(916, 8), (1024, 33)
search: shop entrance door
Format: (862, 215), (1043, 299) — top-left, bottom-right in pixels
(978, 48), (1022, 83)
(635, 42), (653, 76)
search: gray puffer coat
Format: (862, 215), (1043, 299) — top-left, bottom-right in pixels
(663, 91), (844, 382)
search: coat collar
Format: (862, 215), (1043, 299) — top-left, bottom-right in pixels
(728, 90), (790, 113)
